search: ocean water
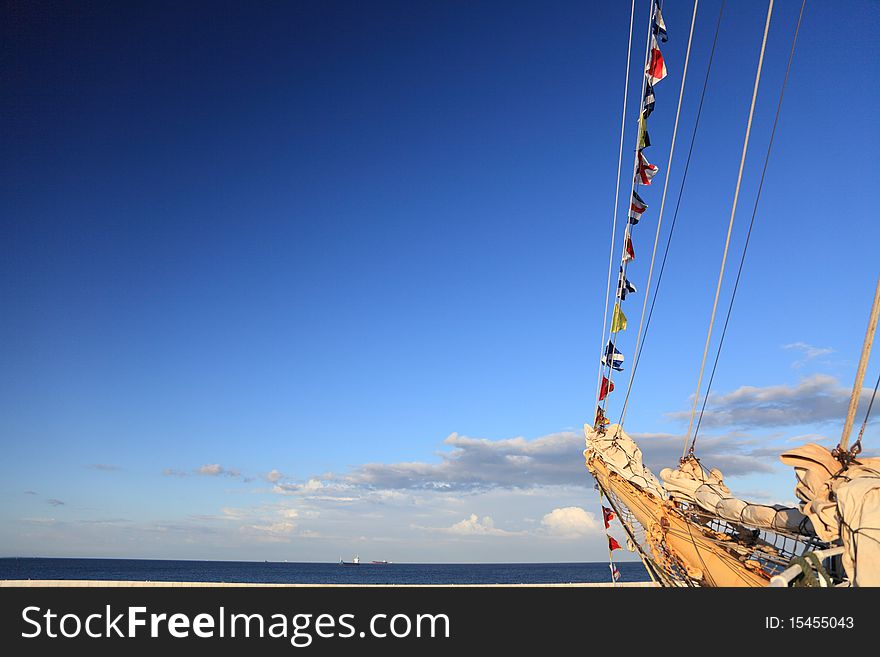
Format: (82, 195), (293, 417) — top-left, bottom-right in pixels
(0, 558), (649, 585)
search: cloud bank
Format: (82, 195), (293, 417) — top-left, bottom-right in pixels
(667, 374), (868, 429)
(120, 372), (873, 561)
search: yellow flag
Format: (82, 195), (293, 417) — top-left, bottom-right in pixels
(638, 115), (650, 149)
(611, 303), (627, 333)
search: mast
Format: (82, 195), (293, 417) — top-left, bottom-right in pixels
(839, 274), (880, 451)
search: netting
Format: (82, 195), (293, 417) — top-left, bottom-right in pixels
(679, 506), (835, 579)
(603, 485), (694, 587)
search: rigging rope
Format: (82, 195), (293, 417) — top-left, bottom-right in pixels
(683, 0), (775, 458)
(839, 274), (880, 452)
(600, 0), (656, 412)
(854, 369), (880, 451)
(618, 0), (700, 426)
(690, 0), (807, 452)
(595, 0), (638, 409)
(618, 0), (726, 428)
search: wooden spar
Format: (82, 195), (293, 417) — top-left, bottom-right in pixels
(839, 274), (880, 451)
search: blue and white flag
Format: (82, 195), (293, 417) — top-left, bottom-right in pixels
(643, 82), (655, 120)
(653, 1), (668, 42)
(617, 267), (637, 300)
(602, 341), (624, 371)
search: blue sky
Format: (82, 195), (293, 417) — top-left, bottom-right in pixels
(1, 0), (878, 563)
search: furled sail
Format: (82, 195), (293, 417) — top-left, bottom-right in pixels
(780, 444), (880, 586)
(585, 424), (665, 499)
(660, 457), (812, 535)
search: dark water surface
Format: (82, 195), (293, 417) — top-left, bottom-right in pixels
(0, 558), (649, 584)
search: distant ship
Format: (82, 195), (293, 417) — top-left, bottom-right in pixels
(339, 555), (360, 565)
(370, 560), (391, 564)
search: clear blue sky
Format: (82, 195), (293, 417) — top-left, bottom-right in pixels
(1, 0), (877, 562)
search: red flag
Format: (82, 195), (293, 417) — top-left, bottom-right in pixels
(602, 506), (616, 529)
(608, 536), (623, 551)
(646, 35), (667, 84)
(599, 376), (614, 402)
(635, 149), (658, 185)
(623, 235), (635, 262)
(611, 564), (621, 582)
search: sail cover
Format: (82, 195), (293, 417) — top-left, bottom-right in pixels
(780, 443), (880, 586)
(660, 457), (813, 535)
(584, 423), (666, 499)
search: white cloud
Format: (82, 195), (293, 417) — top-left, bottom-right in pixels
(783, 342), (834, 367)
(219, 505), (321, 543)
(165, 464), (244, 478)
(540, 507), (599, 537)
(266, 469), (283, 483)
(273, 478), (328, 495)
(241, 520), (298, 540)
(417, 513), (524, 537)
(448, 514), (498, 535)
(197, 464), (241, 477)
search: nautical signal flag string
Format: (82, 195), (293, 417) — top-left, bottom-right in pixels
(598, 492), (622, 583)
(597, 0), (670, 415)
(646, 36), (667, 85)
(646, 1), (668, 88)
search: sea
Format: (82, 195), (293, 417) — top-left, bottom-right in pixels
(0, 558), (649, 585)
